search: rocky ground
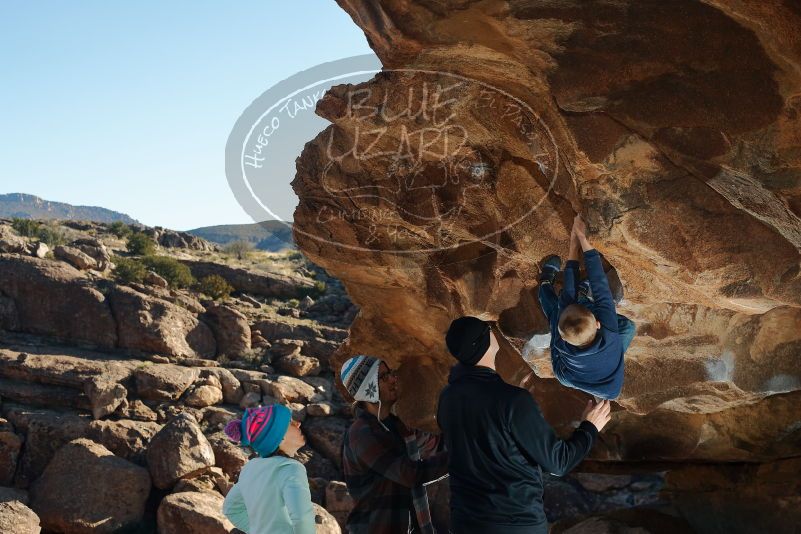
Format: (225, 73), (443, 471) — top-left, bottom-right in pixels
(0, 218), (359, 533)
(0, 217), (693, 533)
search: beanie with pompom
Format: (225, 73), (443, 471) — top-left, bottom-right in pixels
(223, 405), (292, 457)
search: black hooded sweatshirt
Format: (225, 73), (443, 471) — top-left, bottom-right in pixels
(437, 364), (597, 533)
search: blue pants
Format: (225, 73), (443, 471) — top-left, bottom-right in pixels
(538, 283), (635, 352)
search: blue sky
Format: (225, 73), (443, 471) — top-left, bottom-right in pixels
(0, 1), (374, 230)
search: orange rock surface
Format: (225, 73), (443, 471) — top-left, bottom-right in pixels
(292, 0), (801, 463)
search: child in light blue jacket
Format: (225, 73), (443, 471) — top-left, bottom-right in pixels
(222, 405), (315, 534)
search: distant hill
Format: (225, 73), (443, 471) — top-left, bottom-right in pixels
(187, 221), (295, 252)
(0, 193), (138, 224)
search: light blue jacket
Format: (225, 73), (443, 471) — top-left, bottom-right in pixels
(222, 456), (315, 534)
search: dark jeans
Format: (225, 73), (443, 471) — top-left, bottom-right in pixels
(538, 283), (635, 352)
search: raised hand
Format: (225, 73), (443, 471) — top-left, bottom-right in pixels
(581, 399), (611, 432)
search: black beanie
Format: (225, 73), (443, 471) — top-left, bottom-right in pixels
(445, 316), (491, 366)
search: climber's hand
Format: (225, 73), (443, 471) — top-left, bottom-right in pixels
(582, 399), (611, 432)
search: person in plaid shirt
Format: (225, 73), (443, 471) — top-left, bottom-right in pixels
(340, 355), (449, 534)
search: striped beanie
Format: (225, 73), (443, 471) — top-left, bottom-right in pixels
(224, 405), (292, 458)
(340, 355), (381, 403)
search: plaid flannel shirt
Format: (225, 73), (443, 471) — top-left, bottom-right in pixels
(342, 408), (449, 534)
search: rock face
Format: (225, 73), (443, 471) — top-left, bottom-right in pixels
(181, 259), (315, 299)
(0, 255), (117, 348)
(30, 438), (151, 533)
(53, 245), (98, 271)
(290, 0), (801, 468)
(0, 226), (27, 254)
(0, 499), (40, 534)
(146, 413), (216, 490)
(110, 286), (216, 359)
(156, 491), (234, 534)
(203, 303), (251, 357)
(135, 363), (199, 401)
(147, 227), (218, 252)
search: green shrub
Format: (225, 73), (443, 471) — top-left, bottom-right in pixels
(285, 250), (304, 261)
(223, 240), (253, 260)
(287, 298), (300, 308)
(238, 347), (266, 366)
(142, 256), (195, 288)
(127, 232), (157, 256)
(35, 224), (67, 247)
(11, 218), (40, 237)
(109, 221), (132, 238)
(296, 280), (326, 299)
(196, 274), (234, 300)
(10, 218), (67, 246)
(113, 256), (147, 284)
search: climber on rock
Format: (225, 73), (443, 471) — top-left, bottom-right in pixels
(339, 355), (449, 534)
(539, 214), (635, 400)
(438, 316), (610, 533)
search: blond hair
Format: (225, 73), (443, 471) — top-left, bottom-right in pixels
(558, 304), (598, 347)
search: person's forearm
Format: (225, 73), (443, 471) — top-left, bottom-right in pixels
(577, 234), (594, 253)
(568, 233), (581, 261)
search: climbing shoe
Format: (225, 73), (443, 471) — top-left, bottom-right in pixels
(540, 255), (562, 284)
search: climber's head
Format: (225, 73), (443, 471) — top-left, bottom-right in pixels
(446, 316), (499, 368)
(558, 304), (600, 347)
(340, 355), (399, 409)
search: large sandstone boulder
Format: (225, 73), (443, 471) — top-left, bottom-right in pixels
(86, 419), (162, 465)
(207, 432), (249, 481)
(0, 349), (135, 420)
(146, 413), (215, 490)
(275, 351), (322, 378)
(156, 491), (235, 534)
(200, 367), (244, 404)
(181, 259), (314, 299)
(53, 245), (98, 270)
(313, 502), (342, 534)
(109, 285), (216, 358)
(10, 410), (89, 488)
(150, 227), (218, 251)
(266, 375), (320, 404)
(0, 255), (117, 347)
(84, 377), (128, 419)
(302, 417), (349, 468)
(203, 302), (251, 357)
(0, 226), (26, 253)
(288, 1), (801, 467)
(71, 237), (113, 271)
(134, 363), (199, 401)
(185, 383), (224, 408)
(30, 438), (151, 533)
(0, 499), (40, 534)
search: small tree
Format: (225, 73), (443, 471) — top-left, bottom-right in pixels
(196, 274), (234, 300)
(35, 223), (67, 247)
(109, 221), (132, 238)
(223, 240), (253, 260)
(11, 218), (41, 237)
(127, 232), (156, 256)
(113, 256), (147, 284)
(142, 256), (195, 288)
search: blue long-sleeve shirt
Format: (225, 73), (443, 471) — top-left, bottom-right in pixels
(549, 249), (625, 399)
